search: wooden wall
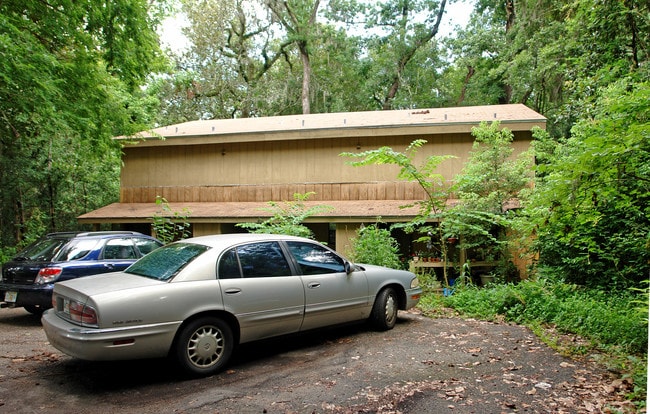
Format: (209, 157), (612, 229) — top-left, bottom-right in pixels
(120, 132), (532, 203)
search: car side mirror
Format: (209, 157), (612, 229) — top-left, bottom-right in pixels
(344, 261), (353, 274)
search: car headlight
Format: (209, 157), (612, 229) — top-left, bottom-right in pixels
(410, 277), (420, 289)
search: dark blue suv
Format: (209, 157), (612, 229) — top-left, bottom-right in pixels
(0, 231), (163, 314)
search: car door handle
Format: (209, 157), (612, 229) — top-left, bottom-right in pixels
(225, 288), (242, 294)
(308, 282), (321, 289)
(104, 264), (114, 270)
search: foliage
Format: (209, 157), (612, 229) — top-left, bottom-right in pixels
(236, 192), (333, 239)
(150, 0), (462, 117)
(349, 223), (401, 269)
(444, 121), (533, 276)
(151, 196), (192, 244)
(526, 81), (650, 289)
(355, 0), (449, 110)
(342, 140), (456, 283)
(442, 279), (647, 354)
(0, 0), (167, 248)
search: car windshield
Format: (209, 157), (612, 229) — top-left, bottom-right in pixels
(125, 242), (210, 281)
(15, 238), (70, 261)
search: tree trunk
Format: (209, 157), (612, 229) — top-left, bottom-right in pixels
(299, 41), (311, 114)
(457, 65), (475, 105)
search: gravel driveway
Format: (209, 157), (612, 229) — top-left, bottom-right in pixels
(0, 307), (636, 413)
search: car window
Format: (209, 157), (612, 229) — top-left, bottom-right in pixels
(126, 242), (210, 281)
(15, 238), (69, 261)
(55, 239), (100, 261)
(235, 242), (292, 278)
(217, 248), (241, 279)
(103, 239), (137, 260)
(286, 241), (345, 275)
(133, 238), (162, 255)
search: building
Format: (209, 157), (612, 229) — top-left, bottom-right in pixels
(79, 104), (545, 268)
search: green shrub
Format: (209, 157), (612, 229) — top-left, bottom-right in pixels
(441, 279), (648, 354)
(349, 224), (401, 269)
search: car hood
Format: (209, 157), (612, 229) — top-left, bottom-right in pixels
(54, 271), (164, 297)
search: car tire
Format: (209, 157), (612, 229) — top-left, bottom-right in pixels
(24, 305), (44, 315)
(369, 287), (398, 331)
(174, 316), (234, 377)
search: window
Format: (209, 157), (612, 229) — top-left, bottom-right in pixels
(103, 239), (137, 260)
(220, 242), (292, 278)
(134, 238), (163, 255)
(126, 242), (210, 281)
(57, 239), (100, 261)
(218, 249), (241, 279)
(286, 241), (345, 275)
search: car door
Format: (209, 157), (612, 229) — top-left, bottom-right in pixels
(285, 241), (370, 331)
(217, 241), (305, 343)
(99, 238), (140, 274)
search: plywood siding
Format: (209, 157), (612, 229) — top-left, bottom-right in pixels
(120, 131), (533, 203)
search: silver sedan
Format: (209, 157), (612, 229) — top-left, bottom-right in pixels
(42, 234), (422, 376)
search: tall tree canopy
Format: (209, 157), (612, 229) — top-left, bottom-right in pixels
(0, 0), (167, 246)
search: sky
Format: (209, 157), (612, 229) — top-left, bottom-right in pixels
(159, 0), (475, 53)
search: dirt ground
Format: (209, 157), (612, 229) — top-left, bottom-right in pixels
(0, 307), (640, 413)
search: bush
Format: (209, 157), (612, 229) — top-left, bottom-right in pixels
(349, 224), (401, 269)
(441, 279), (648, 354)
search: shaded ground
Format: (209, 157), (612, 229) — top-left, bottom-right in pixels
(0, 307), (638, 413)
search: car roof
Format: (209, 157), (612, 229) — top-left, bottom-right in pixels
(45, 231), (147, 239)
(181, 233), (312, 250)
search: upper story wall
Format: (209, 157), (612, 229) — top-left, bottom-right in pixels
(118, 105), (544, 203)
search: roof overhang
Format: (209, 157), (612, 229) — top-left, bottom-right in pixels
(77, 201), (432, 224)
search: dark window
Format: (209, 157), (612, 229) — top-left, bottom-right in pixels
(237, 242), (291, 278)
(218, 248), (241, 279)
(17, 238), (68, 262)
(286, 241), (345, 275)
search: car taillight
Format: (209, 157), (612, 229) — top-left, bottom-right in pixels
(68, 301), (98, 325)
(35, 267), (63, 284)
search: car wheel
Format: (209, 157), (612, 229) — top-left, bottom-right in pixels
(174, 316), (234, 377)
(369, 287), (398, 331)
(24, 305), (44, 315)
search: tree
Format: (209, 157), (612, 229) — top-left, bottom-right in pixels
(265, 0), (322, 114)
(449, 0), (649, 136)
(0, 0), (167, 247)
(342, 141), (456, 284)
(160, 0), (293, 120)
(446, 121), (533, 278)
(360, 0), (448, 110)
(527, 81), (649, 289)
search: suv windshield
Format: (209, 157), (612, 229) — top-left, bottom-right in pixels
(126, 243), (210, 281)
